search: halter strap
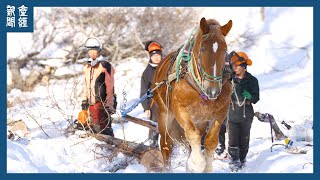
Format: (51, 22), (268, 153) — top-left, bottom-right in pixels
(174, 26), (227, 99)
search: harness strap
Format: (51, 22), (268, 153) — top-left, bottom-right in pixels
(185, 72), (203, 95)
(167, 73), (177, 83)
(150, 99), (154, 109)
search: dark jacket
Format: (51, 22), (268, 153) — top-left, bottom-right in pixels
(229, 72), (259, 123)
(140, 63), (157, 112)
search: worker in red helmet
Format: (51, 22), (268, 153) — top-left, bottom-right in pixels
(140, 40), (163, 147)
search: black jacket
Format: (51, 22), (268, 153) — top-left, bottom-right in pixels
(229, 72), (260, 123)
(140, 63), (157, 111)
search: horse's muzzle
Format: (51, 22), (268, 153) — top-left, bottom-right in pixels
(206, 86), (221, 100)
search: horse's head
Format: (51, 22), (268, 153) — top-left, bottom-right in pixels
(194, 17), (232, 99)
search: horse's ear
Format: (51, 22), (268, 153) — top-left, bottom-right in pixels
(220, 20), (233, 36)
(200, 17), (210, 34)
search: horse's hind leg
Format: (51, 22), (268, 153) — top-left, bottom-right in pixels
(204, 120), (222, 172)
(174, 108), (206, 172)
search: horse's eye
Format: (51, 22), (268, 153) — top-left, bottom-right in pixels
(201, 47), (205, 52)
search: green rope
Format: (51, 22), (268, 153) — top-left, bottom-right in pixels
(175, 28), (196, 82)
(173, 26), (224, 98)
(201, 68), (223, 82)
(188, 60), (205, 92)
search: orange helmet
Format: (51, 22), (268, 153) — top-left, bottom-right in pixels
(147, 41), (162, 52)
(231, 51), (252, 67)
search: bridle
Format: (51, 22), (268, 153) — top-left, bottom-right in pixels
(188, 30), (226, 99)
(196, 33), (224, 94)
(174, 26), (230, 100)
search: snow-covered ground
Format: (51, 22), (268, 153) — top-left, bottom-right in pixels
(7, 7), (313, 173)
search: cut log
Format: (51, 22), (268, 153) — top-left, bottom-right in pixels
(7, 119), (30, 139)
(93, 134), (164, 172)
(94, 134), (153, 157)
(140, 149), (164, 172)
(25, 69), (41, 88)
(122, 115), (157, 130)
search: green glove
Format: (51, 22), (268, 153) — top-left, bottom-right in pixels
(242, 90), (252, 100)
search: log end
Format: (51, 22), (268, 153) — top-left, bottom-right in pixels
(140, 149), (164, 172)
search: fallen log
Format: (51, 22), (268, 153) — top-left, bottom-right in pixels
(71, 114), (163, 172)
(122, 115), (157, 130)
(94, 134), (152, 157)
(93, 134), (164, 172)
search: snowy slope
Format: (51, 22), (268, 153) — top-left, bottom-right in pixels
(6, 7), (313, 173)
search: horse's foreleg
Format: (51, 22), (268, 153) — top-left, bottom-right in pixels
(159, 131), (173, 170)
(175, 108), (206, 172)
(204, 120), (222, 172)
(157, 111), (174, 171)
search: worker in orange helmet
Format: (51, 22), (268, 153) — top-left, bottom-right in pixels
(140, 40), (163, 147)
(227, 51), (259, 172)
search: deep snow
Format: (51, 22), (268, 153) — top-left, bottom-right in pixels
(6, 7), (313, 173)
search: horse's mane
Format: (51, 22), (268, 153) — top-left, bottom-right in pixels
(206, 19), (221, 26)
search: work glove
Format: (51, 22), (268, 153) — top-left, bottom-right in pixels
(242, 90), (252, 100)
(81, 100), (89, 110)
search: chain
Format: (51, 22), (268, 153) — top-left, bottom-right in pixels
(120, 89), (127, 113)
(231, 79), (247, 118)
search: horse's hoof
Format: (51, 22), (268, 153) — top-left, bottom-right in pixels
(204, 165), (213, 172)
(186, 157), (206, 172)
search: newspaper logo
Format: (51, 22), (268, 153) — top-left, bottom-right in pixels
(5, 4), (33, 32)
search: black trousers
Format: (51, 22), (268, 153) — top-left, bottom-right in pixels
(148, 104), (159, 140)
(228, 119), (253, 161)
(218, 120), (227, 149)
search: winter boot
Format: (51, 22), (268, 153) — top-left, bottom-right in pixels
(149, 129), (159, 148)
(228, 146), (241, 172)
(240, 158), (247, 169)
(229, 160), (241, 172)
(101, 127), (114, 137)
(239, 147), (248, 162)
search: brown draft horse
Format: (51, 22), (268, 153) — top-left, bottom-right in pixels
(152, 17), (233, 172)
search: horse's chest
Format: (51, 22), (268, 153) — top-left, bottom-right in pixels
(185, 103), (215, 123)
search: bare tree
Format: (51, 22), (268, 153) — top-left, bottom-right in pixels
(7, 7), (199, 91)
